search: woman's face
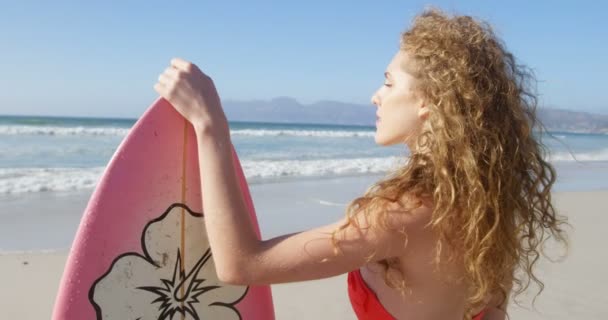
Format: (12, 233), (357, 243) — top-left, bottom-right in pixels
(371, 50), (428, 149)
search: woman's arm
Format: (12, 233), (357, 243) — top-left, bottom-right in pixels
(154, 57), (429, 286)
(196, 129), (429, 285)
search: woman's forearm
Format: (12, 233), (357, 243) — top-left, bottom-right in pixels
(194, 127), (260, 282)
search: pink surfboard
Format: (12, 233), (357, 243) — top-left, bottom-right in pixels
(52, 98), (275, 319)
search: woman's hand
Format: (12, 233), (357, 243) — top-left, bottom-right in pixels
(154, 58), (229, 136)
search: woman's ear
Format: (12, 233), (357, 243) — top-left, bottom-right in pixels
(417, 101), (429, 120)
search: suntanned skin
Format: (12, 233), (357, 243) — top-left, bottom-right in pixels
(153, 51), (510, 319)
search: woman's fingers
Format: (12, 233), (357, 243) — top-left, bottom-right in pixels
(153, 57), (227, 133)
(156, 67), (188, 99)
(157, 73), (172, 85)
(163, 66), (181, 79)
(153, 82), (166, 95)
(171, 57), (196, 73)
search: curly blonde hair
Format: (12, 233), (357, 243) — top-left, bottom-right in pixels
(331, 8), (569, 319)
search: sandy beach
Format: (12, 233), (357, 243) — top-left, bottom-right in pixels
(1, 175), (607, 319)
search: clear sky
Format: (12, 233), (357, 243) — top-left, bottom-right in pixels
(1, 0), (606, 118)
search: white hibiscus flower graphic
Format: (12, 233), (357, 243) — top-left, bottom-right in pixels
(89, 203), (248, 320)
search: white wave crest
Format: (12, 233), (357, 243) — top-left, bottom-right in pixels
(3, 147), (608, 195)
(0, 125), (130, 136)
(549, 148), (608, 162)
(230, 129), (374, 138)
(241, 156), (403, 180)
(0, 125), (374, 139)
(0, 156), (403, 194)
(0, 167), (104, 194)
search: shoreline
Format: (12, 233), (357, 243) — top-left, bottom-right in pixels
(0, 174), (386, 253)
(3, 159), (608, 200)
(1, 164), (608, 253)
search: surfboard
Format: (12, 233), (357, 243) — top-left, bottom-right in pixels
(52, 97), (275, 319)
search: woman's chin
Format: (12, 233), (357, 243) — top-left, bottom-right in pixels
(374, 134), (389, 146)
(375, 133), (405, 147)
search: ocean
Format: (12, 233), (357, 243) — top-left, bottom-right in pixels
(2, 114), (608, 195)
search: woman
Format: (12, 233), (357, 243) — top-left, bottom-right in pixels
(153, 8), (568, 320)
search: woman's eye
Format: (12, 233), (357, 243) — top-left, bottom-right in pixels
(383, 83), (392, 87)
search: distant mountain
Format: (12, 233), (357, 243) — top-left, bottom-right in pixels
(222, 97), (376, 126)
(537, 108), (608, 134)
(222, 97), (608, 134)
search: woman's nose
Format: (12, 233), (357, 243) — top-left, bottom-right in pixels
(371, 93), (379, 107)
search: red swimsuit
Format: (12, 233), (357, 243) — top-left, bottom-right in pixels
(348, 269), (487, 320)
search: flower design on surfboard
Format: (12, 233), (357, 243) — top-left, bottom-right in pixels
(89, 203), (248, 320)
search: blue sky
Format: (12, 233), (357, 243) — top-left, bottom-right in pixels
(1, 0), (606, 118)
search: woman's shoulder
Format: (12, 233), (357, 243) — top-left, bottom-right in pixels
(377, 194), (434, 233)
(386, 193), (434, 215)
